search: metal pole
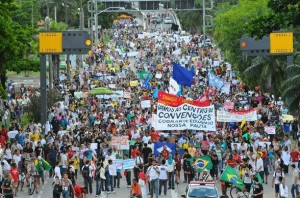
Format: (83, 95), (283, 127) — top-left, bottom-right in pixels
(67, 54), (71, 81)
(45, 17), (53, 90)
(80, 0), (84, 68)
(40, 55), (47, 133)
(202, 0), (206, 43)
(54, 6), (57, 22)
(95, 0), (98, 45)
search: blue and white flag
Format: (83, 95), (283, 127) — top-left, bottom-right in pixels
(154, 142), (176, 157)
(142, 72), (152, 90)
(168, 77), (182, 96)
(208, 71), (224, 90)
(172, 62), (194, 87)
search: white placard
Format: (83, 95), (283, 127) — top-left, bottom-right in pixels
(90, 143), (98, 150)
(265, 126), (276, 134)
(156, 103), (216, 131)
(258, 142), (272, 148)
(108, 164), (117, 176)
(217, 110), (257, 122)
(141, 100), (151, 109)
(155, 73), (162, 79)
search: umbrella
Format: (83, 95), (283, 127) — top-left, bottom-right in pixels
(88, 87), (115, 96)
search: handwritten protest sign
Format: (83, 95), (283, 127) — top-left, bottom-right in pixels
(122, 159), (136, 169)
(265, 126), (276, 134)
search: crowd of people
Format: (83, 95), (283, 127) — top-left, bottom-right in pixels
(0, 18), (299, 198)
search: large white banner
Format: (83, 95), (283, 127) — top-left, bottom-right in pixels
(156, 103), (216, 131)
(217, 110), (257, 122)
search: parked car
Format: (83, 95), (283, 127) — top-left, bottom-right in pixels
(150, 17), (161, 24)
(164, 17), (172, 24)
(181, 181), (219, 198)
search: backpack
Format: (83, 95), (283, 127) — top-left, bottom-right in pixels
(82, 165), (89, 178)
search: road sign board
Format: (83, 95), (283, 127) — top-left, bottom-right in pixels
(62, 31), (92, 54)
(270, 32), (293, 54)
(39, 32), (63, 54)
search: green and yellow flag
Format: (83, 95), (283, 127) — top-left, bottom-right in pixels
(194, 155), (213, 173)
(42, 159), (51, 171)
(34, 159), (43, 173)
(220, 165), (244, 190)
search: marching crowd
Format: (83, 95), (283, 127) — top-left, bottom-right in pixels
(0, 20), (299, 198)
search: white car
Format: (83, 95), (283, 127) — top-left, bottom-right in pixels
(181, 181), (220, 198)
(164, 17), (172, 24)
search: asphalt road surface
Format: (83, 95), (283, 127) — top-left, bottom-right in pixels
(13, 168), (294, 198)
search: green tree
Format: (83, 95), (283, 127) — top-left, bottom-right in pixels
(0, 0), (39, 87)
(282, 64), (300, 110)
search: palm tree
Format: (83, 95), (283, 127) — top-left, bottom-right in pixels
(242, 56), (286, 96)
(282, 64), (300, 110)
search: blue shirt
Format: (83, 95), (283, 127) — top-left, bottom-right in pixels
(15, 133), (24, 146)
(283, 123), (291, 132)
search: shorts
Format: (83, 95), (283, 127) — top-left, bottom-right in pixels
(275, 184), (280, 193)
(264, 167), (269, 175)
(296, 184), (300, 194)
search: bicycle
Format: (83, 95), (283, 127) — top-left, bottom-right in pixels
(27, 174), (35, 195)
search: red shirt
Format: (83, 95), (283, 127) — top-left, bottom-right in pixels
(150, 131), (160, 142)
(1, 129), (8, 139)
(161, 149), (170, 160)
(74, 186), (85, 198)
(0, 136), (6, 148)
(131, 149), (141, 158)
(10, 168), (19, 182)
(291, 151), (300, 162)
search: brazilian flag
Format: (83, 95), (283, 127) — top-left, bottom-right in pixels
(42, 159), (52, 171)
(220, 165), (245, 190)
(34, 159), (43, 173)
(138, 71), (153, 80)
(194, 155), (213, 173)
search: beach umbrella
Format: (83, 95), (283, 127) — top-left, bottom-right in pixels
(88, 87), (115, 96)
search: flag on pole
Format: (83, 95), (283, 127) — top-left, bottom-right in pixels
(194, 155), (213, 172)
(240, 118), (246, 128)
(172, 62), (194, 87)
(154, 142), (176, 157)
(142, 73), (152, 90)
(220, 165), (245, 190)
(169, 77), (182, 96)
(34, 159), (43, 173)
(42, 159), (52, 171)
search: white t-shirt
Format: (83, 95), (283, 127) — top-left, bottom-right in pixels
(159, 165), (168, 180)
(166, 160), (175, 172)
(60, 153), (68, 168)
(147, 166), (159, 181)
(273, 171), (285, 185)
(256, 158), (264, 172)
(12, 154), (21, 166)
(54, 166), (61, 180)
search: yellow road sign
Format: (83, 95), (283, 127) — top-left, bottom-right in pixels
(270, 32), (293, 54)
(39, 32), (63, 54)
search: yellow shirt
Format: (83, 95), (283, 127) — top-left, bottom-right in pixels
(73, 157), (80, 170)
(30, 133), (40, 142)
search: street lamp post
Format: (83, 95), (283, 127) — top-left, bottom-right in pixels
(45, 16), (53, 89)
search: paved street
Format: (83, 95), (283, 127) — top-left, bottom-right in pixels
(12, 168), (294, 198)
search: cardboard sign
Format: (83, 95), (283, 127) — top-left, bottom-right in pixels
(141, 100), (151, 109)
(265, 126), (276, 134)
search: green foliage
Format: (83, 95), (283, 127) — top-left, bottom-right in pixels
(0, 84), (7, 99)
(282, 64), (300, 110)
(12, 0), (41, 28)
(39, 21), (68, 31)
(214, 0), (270, 63)
(247, 0), (300, 39)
